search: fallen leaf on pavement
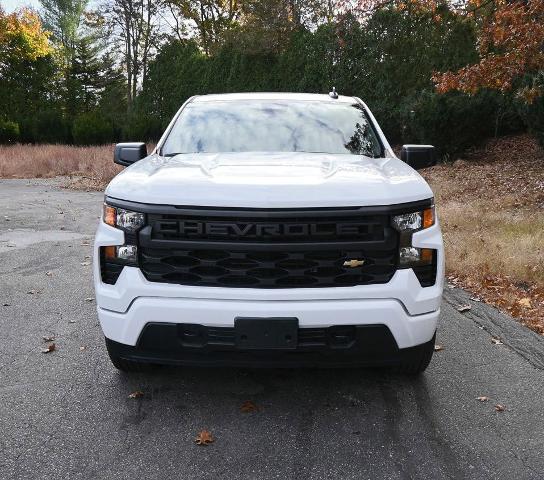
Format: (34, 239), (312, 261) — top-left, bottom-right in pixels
(195, 430), (214, 446)
(240, 400), (258, 412)
(41, 343), (56, 353)
(457, 304), (471, 313)
(495, 404), (506, 412)
(45, 271), (53, 277)
(434, 344), (444, 352)
(128, 391), (144, 399)
(42, 336), (55, 342)
(476, 396), (489, 402)
(491, 337), (503, 345)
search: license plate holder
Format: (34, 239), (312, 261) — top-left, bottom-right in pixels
(234, 317), (298, 350)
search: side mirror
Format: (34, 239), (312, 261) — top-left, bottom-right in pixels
(114, 142), (147, 167)
(400, 145), (436, 170)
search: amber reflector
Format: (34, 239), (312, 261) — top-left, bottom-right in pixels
(103, 246), (117, 260)
(421, 248), (434, 263)
(104, 205), (116, 227)
(423, 207), (435, 229)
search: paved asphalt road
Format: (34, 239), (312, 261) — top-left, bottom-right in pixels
(1, 178), (543, 480)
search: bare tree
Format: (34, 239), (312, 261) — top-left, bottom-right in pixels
(164, 0), (241, 55)
(102, 0), (160, 109)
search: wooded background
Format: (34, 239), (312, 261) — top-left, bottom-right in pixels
(1, 0), (543, 159)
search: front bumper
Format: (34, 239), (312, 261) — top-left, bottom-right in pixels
(106, 323), (436, 368)
(98, 295), (440, 350)
(94, 219), (444, 352)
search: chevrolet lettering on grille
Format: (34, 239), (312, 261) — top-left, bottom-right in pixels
(158, 221), (371, 238)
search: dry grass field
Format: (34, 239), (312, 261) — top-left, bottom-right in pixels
(0, 136), (543, 333)
(422, 134), (544, 333)
(0, 143), (122, 189)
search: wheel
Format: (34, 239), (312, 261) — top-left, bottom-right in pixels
(105, 337), (152, 372)
(394, 333), (436, 375)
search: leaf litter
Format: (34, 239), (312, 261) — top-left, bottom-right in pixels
(422, 135), (544, 336)
(195, 430), (214, 446)
(240, 400), (259, 413)
(41, 343), (56, 354)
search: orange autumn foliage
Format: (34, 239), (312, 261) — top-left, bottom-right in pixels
(433, 0), (544, 96)
(0, 6), (52, 64)
(346, 0), (441, 17)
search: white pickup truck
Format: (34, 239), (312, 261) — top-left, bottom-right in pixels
(93, 92), (444, 374)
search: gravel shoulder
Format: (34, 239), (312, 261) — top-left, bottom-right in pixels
(1, 179), (543, 480)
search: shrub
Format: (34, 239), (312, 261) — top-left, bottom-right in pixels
(122, 112), (164, 143)
(34, 110), (72, 143)
(401, 91), (523, 160)
(16, 110), (71, 144)
(72, 111), (114, 145)
(0, 120), (20, 143)
(517, 77), (544, 146)
(523, 96), (544, 146)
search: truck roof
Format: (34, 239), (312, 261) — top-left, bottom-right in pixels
(191, 92), (357, 104)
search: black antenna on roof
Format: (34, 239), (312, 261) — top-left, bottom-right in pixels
(329, 87), (339, 99)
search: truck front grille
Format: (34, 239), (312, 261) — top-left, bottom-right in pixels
(136, 207), (400, 289)
(140, 246), (397, 288)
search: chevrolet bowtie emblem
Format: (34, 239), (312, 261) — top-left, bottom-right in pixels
(343, 259), (365, 268)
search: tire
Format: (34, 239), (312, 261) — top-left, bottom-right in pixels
(105, 337), (152, 372)
(394, 333), (436, 375)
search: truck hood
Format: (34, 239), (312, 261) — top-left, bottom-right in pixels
(105, 152), (433, 208)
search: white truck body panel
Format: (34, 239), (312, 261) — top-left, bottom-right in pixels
(105, 151), (433, 208)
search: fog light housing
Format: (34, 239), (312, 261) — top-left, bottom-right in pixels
(400, 246), (420, 265)
(117, 245), (137, 262)
(100, 245), (138, 285)
(399, 247), (434, 267)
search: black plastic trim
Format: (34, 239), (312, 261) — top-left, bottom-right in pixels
(105, 197), (434, 218)
(105, 323), (432, 368)
(99, 248), (124, 285)
(411, 251), (438, 287)
(99, 247), (138, 285)
(138, 225), (397, 251)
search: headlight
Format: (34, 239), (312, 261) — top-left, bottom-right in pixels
(393, 205), (436, 284)
(103, 204), (145, 231)
(392, 206), (434, 232)
(101, 203), (143, 285)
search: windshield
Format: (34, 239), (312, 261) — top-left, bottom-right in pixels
(161, 100), (383, 157)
